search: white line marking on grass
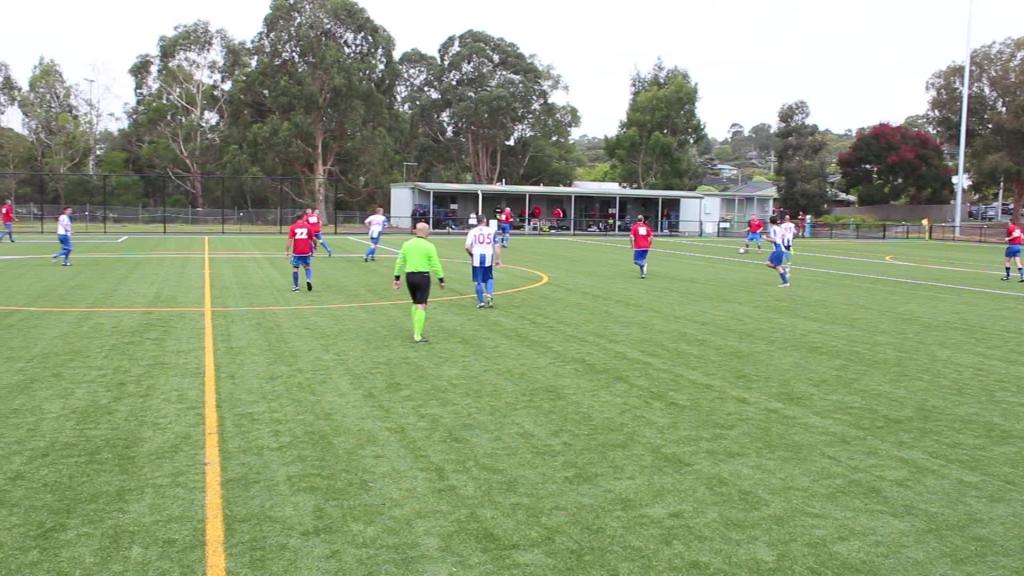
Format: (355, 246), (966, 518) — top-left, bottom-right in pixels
(346, 236), (401, 253)
(658, 237), (1002, 276)
(7, 235), (130, 244)
(568, 238), (1024, 298)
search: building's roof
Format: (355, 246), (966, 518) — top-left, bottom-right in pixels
(393, 182), (704, 199)
(701, 175), (734, 188)
(701, 181), (778, 198)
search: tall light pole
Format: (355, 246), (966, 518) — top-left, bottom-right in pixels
(953, 0), (973, 236)
(84, 78), (96, 175)
(402, 162), (419, 182)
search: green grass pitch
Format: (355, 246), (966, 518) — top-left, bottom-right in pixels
(0, 233), (1021, 575)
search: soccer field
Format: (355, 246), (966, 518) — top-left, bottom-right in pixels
(1, 234), (1021, 575)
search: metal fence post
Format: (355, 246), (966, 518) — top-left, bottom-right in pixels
(333, 179), (339, 235)
(161, 178), (167, 234)
(102, 174), (108, 234)
(882, 223), (887, 240)
(37, 173), (45, 234)
(220, 177), (226, 234)
(277, 180), (283, 234)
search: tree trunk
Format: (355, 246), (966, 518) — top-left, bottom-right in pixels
(314, 127), (327, 215)
(190, 171), (204, 209)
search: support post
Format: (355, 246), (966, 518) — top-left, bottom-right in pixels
(615, 196), (620, 235)
(570, 194), (575, 235)
(525, 193), (530, 234)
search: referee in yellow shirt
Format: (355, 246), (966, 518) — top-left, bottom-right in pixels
(393, 222), (446, 343)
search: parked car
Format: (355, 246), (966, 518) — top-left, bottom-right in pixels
(1002, 202), (1014, 215)
(968, 204), (999, 221)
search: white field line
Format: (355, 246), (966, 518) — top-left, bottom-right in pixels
(655, 237), (1001, 276)
(4, 235), (129, 244)
(567, 238), (1024, 298)
(346, 236), (401, 253)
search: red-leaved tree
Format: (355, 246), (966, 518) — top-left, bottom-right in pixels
(837, 123), (952, 205)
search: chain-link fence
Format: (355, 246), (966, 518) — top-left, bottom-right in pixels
(0, 173), (386, 234)
(0, 173), (1005, 244)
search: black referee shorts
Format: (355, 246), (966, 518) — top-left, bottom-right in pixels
(405, 272), (431, 304)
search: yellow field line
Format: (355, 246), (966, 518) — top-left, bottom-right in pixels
(204, 237), (227, 576)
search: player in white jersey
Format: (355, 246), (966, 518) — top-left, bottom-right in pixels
(52, 207), (73, 266)
(465, 220), (503, 308)
(765, 216), (790, 287)
(780, 214), (797, 265)
(363, 207), (388, 262)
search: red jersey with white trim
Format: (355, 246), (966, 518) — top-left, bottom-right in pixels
(630, 221), (654, 249)
(498, 211), (513, 224)
(305, 213), (322, 234)
(1008, 224), (1022, 245)
(748, 218), (764, 233)
(289, 221), (315, 255)
(1, 204), (12, 223)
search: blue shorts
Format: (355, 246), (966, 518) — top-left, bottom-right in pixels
(769, 246), (786, 267)
(633, 249), (649, 264)
(472, 265), (493, 283)
(747, 232), (762, 243)
(500, 223), (511, 234)
(3, 222), (11, 231)
(58, 234), (72, 250)
(369, 233), (382, 245)
(314, 232), (324, 241)
(291, 255), (312, 267)
(1006, 245), (1021, 258)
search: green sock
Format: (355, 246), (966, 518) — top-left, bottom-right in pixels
(413, 307), (427, 340)
(410, 305), (418, 338)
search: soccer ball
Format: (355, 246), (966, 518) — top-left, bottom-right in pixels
(738, 247), (747, 254)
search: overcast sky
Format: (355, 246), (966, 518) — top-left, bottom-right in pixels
(2, 0), (1021, 139)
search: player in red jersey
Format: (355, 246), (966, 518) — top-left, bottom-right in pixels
(1, 199), (16, 242)
(630, 215), (654, 279)
(287, 213), (318, 292)
(744, 215), (764, 252)
(304, 208), (332, 256)
(497, 207), (514, 247)
(1002, 221), (1024, 282)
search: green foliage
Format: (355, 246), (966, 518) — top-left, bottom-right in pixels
(712, 145), (736, 162)
(395, 49), (462, 183)
(502, 101), (582, 186)
(837, 123), (952, 205)
(18, 59), (92, 202)
(606, 60), (706, 189)
(574, 135), (609, 164)
(0, 61), (21, 120)
(0, 126), (33, 173)
(128, 21), (248, 207)
(696, 184), (719, 192)
(927, 36), (1024, 222)
(775, 101), (828, 215)
(575, 162), (616, 182)
(435, 30), (578, 185)
(235, 0), (399, 211)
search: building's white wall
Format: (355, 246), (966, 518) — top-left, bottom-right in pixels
(389, 186), (414, 228)
(701, 197), (723, 235)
